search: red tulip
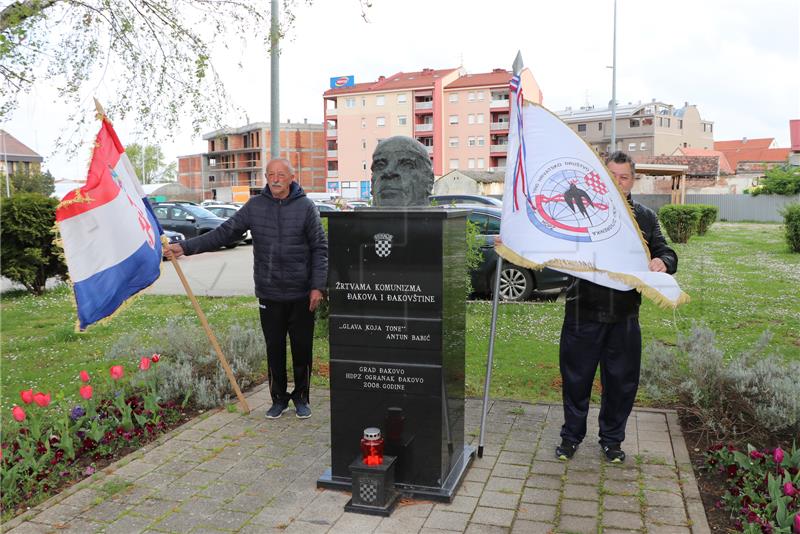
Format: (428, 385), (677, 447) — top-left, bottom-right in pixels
(785, 482), (797, 497)
(749, 450), (764, 460)
(12, 405), (26, 422)
(33, 392), (51, 407)
(79, 370), (90, 382)
(19, 389), (34, 404)
(151, 353), (160, 363)
(139, 357), (151, 371)
(79, 385), (93, 400)
(794, 513), (800, 534)
(774, 447), (785, 465)
(110, 365), (124, 380)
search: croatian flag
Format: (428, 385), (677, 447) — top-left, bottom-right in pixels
(496, 70), (688, 308)
(56, 118), (162, 330)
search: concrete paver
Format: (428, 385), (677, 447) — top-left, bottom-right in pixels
(3, 387), (710, 534)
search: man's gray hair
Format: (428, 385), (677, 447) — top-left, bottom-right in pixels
(268, 157), (295, 175)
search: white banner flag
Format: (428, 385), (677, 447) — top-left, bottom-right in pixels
(495, 70), (689, 308)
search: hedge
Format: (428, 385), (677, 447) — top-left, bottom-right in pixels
(658, 204), (701, 244)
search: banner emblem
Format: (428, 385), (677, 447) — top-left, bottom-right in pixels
(527, 157), (621, 243)
(373, 233), (393, 258)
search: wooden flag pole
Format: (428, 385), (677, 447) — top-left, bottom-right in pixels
(161, 236), (251, 414)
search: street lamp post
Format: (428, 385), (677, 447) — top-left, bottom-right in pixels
(610, 0), (618, 152)
(270, 0), (280, 159)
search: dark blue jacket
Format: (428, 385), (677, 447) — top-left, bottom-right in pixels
(180, 182), (328, 301)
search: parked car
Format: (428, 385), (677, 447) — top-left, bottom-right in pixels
(348, 200), (371, 209)
(429, 194), (503, 207)
(162, 229), (185, 260)
(315, 201), (340, 213)
(450, 205), (569, 301)
(151, 202), (244, 248)
(205, 204), (252, 244)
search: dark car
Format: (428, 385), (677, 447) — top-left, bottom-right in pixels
(151, 202), (244, 248)
(429, 194), (503, 207)
(205, 204), (252, 243)
(456, 205), (569, 301)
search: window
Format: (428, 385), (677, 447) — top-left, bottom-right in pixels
(361, 139), (367, 149)
(577, 124), (587, 132)
(468, 158), (476, 169)
(658, 117), (663, 127)
(477, 158), (485, 168)
(598, 122), (603, 131)
(361, 97), (366, 107)
(362, 161), (367, 170)
(665, 118), (671, 127)
(468, 114), (475, 125)
(361, 118), (366, 128)
(376, 117), (386, 127)
(477, 136), (485, 146)
(468, 213), (489, 233)
(328, 181), (340, 192)
(477, 113), (484, 124)
(153, 206), (169, 219)
(360, 180), (371, 198)
(398, 115), (407, 126)
(678, 120), (683, 129)
(397, 93), (407, 104)
(628, 143), (637, 151)
(376, 95), (385, 106)
(345, 97), (356, 108)
(477, 91), (484, 101)
(640, 142), (647, 151)
(448, 137), (459, 148)
(630, 119), (640, 128)
(448, 93), (458, 103)
(208, 175), (215, 182)
(468, 91), (476, 102)
(468, 136), (476, 147)
(449, 159), (459, 169)
(449, 115), (459, 125)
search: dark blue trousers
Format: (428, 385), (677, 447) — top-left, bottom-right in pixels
(559, 315), (641, 446)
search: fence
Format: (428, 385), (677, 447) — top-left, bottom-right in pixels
(633, 194), (800, 223)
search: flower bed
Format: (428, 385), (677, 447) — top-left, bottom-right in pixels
(705, 444), (800, 533)
(0, 354), (186, 520)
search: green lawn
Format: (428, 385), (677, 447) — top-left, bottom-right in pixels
(2, 222), (798, 425)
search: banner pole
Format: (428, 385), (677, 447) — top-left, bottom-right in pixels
(161, 236), (251, 414)
(478, 256), (503, 458)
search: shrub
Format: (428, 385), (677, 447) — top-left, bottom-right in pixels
(780, 203), (800, 253)
(641, 325), (800, 442)
(0, 193), (68, 294)
(107, 320), (268, 409)
(751, 165), (800, 196)
(658, 204), (701, 243)
(694, 204), (719, 235)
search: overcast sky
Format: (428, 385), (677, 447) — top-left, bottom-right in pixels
(4, 0), (799, 181)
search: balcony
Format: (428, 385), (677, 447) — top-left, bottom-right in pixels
(327, 128), (337, 137)
(327, 170), (339, 178)
(490, 99), (510, 109)
(327, 150), (338, 158)
(489, 166), (506, 173)
(326, 108), (338, 116)
(490, 144), (509, 153)
(490, 122), (510, 131)
(414, 101), (433, 110)
(415, 123), (434, 132)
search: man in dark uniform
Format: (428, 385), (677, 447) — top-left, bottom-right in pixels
(556, 151), (678, 463)
(166, 158), (327, 420)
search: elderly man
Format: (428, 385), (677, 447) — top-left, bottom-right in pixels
(166, 158), (328, 419)
(370, 136), (434, 207)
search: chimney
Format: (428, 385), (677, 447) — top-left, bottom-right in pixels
(742, 137), (748, 143)
(304, 118), (307, 124)
(684, 101), (689, 107)
(378, 75), (385, 81)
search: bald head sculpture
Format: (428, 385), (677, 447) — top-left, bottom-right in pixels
(370, 136), (434, 207)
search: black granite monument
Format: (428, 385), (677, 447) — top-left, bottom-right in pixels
(317, 208), (475, 501)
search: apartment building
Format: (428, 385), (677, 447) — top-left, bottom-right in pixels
(0, 130), (43, 177)
(555, 100), (714, 161)
(322, 67), (543, 198)
(178, 121), (326, 202)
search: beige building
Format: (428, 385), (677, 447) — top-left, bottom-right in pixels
(555, 100), (714, 160)
(433, 170), (504, 196)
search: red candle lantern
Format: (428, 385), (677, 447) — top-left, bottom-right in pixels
(360, 427), (384, 466)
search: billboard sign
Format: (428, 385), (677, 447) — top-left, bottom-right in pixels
(330, 75), (355, 89)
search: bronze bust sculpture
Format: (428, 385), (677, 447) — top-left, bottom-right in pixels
(370, 136), (433, 207)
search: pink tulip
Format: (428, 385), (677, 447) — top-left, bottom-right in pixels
(774, 447), (785, 465)
(151, 353), (160, 363)
(79, 370), (90, 382)
(32, 392), (51, 407)
(79, 385), (93, 400)
(139, 357), (151, 371)
(19, 389), (34, 404)
(12, 405), (26, 422)
(794, 513), (800, 534)
(110, 365), (124, 380)
(749, 450), (764, 460)
(784, 482), (797, 496)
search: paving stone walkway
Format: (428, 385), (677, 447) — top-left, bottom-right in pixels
(3, 385), (709, 534)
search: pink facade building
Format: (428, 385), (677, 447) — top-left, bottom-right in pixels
(322, 67), (543, 198)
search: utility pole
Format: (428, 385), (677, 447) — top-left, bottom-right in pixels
(610, 0), (618, 152)
(270, 0), (280, 159)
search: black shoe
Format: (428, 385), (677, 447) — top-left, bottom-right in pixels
(294, 400), (312, 419)
(265, 402), (289, 419)
(602, 443), (626, 463)
(556, 439), (579, 460)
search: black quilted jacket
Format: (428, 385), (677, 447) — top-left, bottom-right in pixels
(180, 182), (328, 301)
(564, 196), (678, 322)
